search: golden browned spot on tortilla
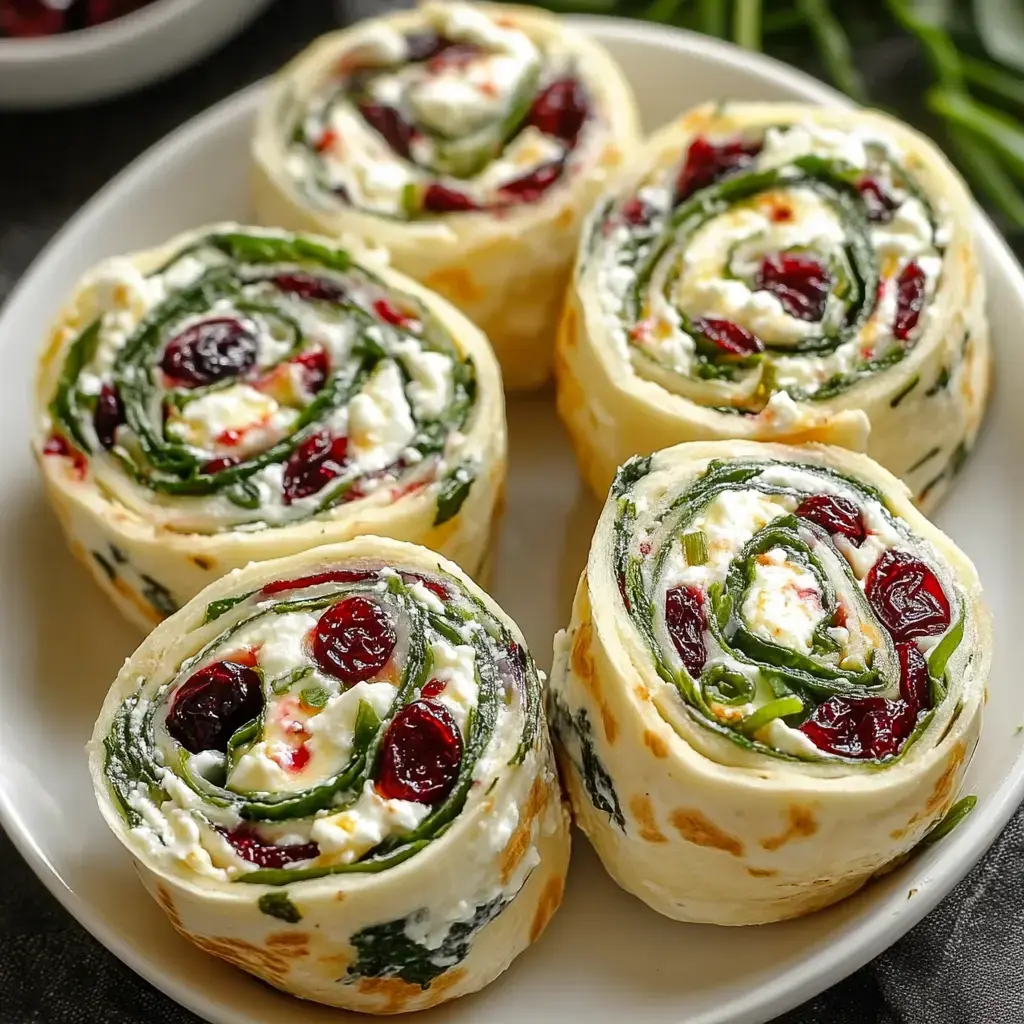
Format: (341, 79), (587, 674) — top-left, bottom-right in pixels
(155, 885), (184, 935)
(267, 932), (310, 954)
(747, 867), (778, 878)
(334, 890), (347, 901)
(316, 951), (351, 972)
(111, 576), (162, 626)
(530, 874), (566, 943)
(678, 108), (714, 134)
(925, 741), (966, 816)
(643, 729), (669, 759)
(630, 795), (668, 843)
(634, 684), (651, 702)
(669, 809), (744, 857)
(557, 301), (578, 352)
(600, 142), (623, 168)
(425, 267), (483, 305)
(191, 555), (214, 571)
(500, 776), (549, 884)
(760, 805), (818, 852)
(189, 934), (307, 987)
(555, 205), (576, 229)
(356, 968), (466, 1013)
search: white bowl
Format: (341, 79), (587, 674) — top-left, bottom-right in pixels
(0, 0), (274, 108)
(0, 15), (1021, 1024)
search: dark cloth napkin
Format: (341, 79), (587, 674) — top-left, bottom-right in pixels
(1, 2), (1021, 1021)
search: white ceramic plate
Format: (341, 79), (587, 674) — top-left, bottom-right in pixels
(0, 0), (274, 108)
(0, 17), (1021, 1024)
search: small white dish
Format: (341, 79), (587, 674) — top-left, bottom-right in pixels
(0, 16), (1021, 1024)
(0, 0), (274, 108)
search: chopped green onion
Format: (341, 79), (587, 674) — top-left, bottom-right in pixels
(794, 0), (868, 102)
(683, 530), (709, 565)
(299, 685), (330, 709)
(737, 695), (804, 736)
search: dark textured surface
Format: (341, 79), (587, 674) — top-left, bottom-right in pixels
(1, 2), (1022, 1022)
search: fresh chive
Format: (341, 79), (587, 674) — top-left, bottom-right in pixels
(918, 795), (976, 847)
(889, 374), (919, 407)
(947, 126), (1024, 230)
(795, 0), (868, 102)
(908, 446), (941, 473)
(737, 695), (804, 736)
(683, 530), (709, 565)
(763, 8), (805, 33)
(699, 0), (727, 36)
(962, 56), (1024, 108)
(928, 88), (1024, 180)
(299, 685), (330, 709)
(733, 0), (762, 49)
(886, 0), (963, 90)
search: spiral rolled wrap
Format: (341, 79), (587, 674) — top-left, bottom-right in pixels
(89, 538), (569, 1013)
(34, 225), (504, 630)
(252, 1), (640, 390)
(558, 103), (990, 509)
(549, 441), (988, 925)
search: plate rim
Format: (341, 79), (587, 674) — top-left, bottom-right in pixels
(1, 16), (1022, 1024)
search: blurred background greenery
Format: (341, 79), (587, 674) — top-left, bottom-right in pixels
(524, 0), (1024, 234)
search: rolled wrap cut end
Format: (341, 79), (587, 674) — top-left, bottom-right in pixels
(33, 224), (505, 631)
(252, 1), (641, 390)
(558, 102), (991, 510)
(88, 536), (569, 1013)
(549, 440), (988, 925)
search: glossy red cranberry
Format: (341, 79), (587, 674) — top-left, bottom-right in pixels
(866, 549), (951, 641)
(358, 102), (413, 158)
(799, 694), (915, 759)
(893, 262), (926, 341)
(675, 137), (762, 203)
(422, 183), (479, 213)
(498, 160), (566, 204)
(166, 661), (263, 755)
(526, 78), (588, 146)
(692, 317), (765, 356)
(282, 432), (349, 504)
(372, 298), (414, 328)
(312, 597), (396, 684)
(621, 197), (651, 226)
(160, 318), (257, 388)
(404, 29), (447, 62)
(400, 572), (450, 601)
(794, 494), (866, 546)
(203, 455), (239, 475)
(665, 585), (707, 678)
(376, 699), (463, 804)
(271, 272), (347, 304)
(755, 255), (832, 322)
(421, 678), (447, 699)
(294, 348), (329, 394)
(222, 827), (319, 869)
(857, 178), (898, 222)
(0, 0), (65, 36)
(261, 569), (377, 597)
(93, 383), (125, 450)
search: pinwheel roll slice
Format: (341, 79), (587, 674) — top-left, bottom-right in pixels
(253, 1), (640, 390)
(34, 225), (504, 630)
(550, 441), (989, 925)
(558, 102), (990, 509)
(89, 537), (569, 1013)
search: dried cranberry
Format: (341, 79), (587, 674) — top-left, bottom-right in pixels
(166, 661), (263, 755)
(692, 317), (764, 356)
(400, 572), (450, 601)
(261, 569), (377, 597)
(376, 700), (463, 804)
(282, 432), (349, 504)
(675, 137), (762, 203)
(93, 384), (125, 450)
(294, 348), (329, 394)
(794, 494), (866, 546)
(421, 678), (447, 699)
(498, 160), (566, 204)
(372, 298), (414, 328)
(621, 197), (651, 226)
(866, 549), (950, 641)
(160, 318), (257, 389)
(799, 694), (915, 759)
(358, 102), (413, 158)
(422, 183), (479, 213)
(404, 30), (447, 62)
(0, 0), (64, 36)
(755, 255), (832, 322)
(270, 273), (347, 304)
(222, 827), (319, 869)
(665, 585), (707, 678)
(203, 456), (239, 474)
(526, 78), (588, 146)
(857, 178), (898, 222)
(893, 262), (926, 341)
(312, 596), (396, 684)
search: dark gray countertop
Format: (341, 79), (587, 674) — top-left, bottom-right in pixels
(1, 3), (1022, 1021)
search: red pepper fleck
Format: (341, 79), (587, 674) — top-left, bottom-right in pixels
(316, 129), (338, 154)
